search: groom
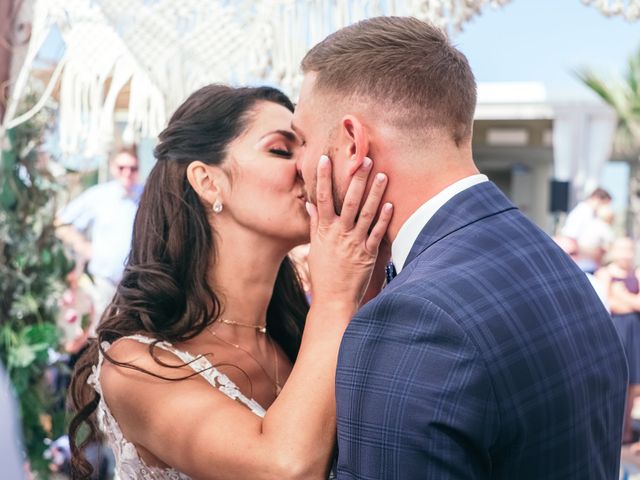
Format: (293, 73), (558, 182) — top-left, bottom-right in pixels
(294, 16), (627, 479)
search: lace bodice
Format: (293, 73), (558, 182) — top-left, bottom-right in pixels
(87, 334), (266, 479)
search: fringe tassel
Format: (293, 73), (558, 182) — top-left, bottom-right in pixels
(7, 0), (511, 160)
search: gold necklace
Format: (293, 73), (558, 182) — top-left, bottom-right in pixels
(207, 327), (281, 396)
(218, 318), (267, 333)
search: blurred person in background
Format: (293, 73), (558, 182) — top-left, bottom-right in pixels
(561, 188), (612, 255)
(575, 204), (616, 274)
(0, 363), (26, 480)
(553, 235), (609, 310)
(596, 237), (640, 445)
(56, 147), (143, 335)
(45, 434), (112, 479)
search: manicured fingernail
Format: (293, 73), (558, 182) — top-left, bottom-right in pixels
(363, 157), (372, 169)
(376, 173), (386, 183)
(305, 202), (314, 216)
(319, 155), (329, 166)
(384, 203), (393, 213)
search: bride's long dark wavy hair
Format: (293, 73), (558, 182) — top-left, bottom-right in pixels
(67, 85), (309, 479)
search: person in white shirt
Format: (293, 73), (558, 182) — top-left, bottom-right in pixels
(56, 147), (143, 331)
(576, 204), (615, 270)
(561, 187), (612, 241)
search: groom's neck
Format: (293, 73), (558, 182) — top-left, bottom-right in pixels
(379, 143), (477, 244)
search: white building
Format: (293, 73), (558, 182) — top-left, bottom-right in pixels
(473, 82), (617, 234)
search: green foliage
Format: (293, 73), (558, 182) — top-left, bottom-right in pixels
(575, 46), (640, 157)
(0, 101), (73, 475)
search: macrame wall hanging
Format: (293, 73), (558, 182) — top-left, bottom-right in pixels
(22, 0), (640, 161)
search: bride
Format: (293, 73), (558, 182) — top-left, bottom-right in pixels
(68, 84), (392, 479)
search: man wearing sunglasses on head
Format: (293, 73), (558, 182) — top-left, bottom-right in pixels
(56, 147), (143, 334)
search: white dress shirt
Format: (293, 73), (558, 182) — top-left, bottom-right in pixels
(560, 201), (595, 240)
(392, 174), (488, 273)
(58, 180), (143, 284)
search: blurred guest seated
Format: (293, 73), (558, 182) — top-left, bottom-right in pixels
(596, 237), (640, 445)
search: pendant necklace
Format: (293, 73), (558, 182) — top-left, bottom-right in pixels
(208, 325), (281, 396)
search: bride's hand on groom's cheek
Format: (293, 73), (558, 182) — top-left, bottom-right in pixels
(360, 238), (392, 306)
(305, 154), (393, 309)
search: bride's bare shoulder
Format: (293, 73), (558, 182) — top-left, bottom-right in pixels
(99, 336), (197, 394)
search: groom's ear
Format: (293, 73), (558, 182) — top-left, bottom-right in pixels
(340, 114), (370, 176)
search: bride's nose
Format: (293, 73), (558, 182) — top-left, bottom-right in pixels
(295, 156), (304, 176)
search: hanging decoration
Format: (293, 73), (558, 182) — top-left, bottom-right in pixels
(581, 0), (640, 20)
(9, 0), (638, 161)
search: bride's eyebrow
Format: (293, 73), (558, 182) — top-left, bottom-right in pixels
(259, 129), (300, 143)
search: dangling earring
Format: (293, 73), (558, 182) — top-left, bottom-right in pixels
(212, 199), (223, 214)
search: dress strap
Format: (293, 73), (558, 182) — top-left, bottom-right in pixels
(87, 334), (266, 417)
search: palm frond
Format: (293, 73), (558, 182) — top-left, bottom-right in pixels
(574, 68), (623, 112)
(575, 64), (640, 157)
(628, 47), (640, 98)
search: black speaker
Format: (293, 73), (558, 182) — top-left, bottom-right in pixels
(550, 180), (570, 213)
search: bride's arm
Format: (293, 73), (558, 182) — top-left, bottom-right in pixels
(100, 156), (392, 480)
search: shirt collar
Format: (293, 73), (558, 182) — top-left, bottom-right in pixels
(391, 174), (489, 273)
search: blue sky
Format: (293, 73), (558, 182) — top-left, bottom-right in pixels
(455, 0), (640, 101)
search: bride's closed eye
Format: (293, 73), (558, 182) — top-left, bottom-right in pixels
(259, 129), (299, 158)
(269, 146), (293, 158)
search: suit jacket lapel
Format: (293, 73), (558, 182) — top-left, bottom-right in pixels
(404, 181), (518, 268)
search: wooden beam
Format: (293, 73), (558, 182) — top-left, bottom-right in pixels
(0, 0), (15, 123)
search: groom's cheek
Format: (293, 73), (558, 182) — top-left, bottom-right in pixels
(334, 180), (354, 217)
(303, 173), (318, 204)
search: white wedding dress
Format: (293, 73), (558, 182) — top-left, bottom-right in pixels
(87, 334), (267, 479)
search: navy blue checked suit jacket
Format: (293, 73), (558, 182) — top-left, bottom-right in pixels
(335, 181), (627, 479)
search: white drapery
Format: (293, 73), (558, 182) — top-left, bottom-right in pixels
(552, 104), (618, 202)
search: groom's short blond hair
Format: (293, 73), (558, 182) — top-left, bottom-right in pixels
(301, 16), (477, 146)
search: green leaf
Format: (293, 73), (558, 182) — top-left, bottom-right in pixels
(9, 294), (40, 319)
(39, 249), (52, 266)
(575, 48), (640, 157)
(81, 313), (91, 330)
(8, 344), (36, 368)
(23, 323), (58, 347)
(1, 134), (17, 168)
(0, 175), (17, 209)
(574, 69), (622, 110)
